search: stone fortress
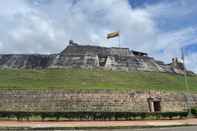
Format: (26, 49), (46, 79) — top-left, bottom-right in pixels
(0, 40), (195, 114)
(0, 40), (188, 75)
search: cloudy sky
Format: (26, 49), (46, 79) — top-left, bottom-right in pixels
(0, 0), (197, 72)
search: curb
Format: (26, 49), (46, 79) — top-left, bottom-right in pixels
(0, 124), (197, 130)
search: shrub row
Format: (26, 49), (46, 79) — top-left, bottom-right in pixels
(0, 111), (188, 121)
(191, 107), (197, 116)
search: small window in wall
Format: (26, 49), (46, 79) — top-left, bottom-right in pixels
(98, 56), (107, 67)
(148, 97), (161, 112)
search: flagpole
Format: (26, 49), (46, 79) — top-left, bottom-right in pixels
(182, 48), (189, 92)
(118, 34), (121, 48)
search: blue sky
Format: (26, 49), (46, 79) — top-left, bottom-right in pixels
(129, 0), (163, 8)
(130, 0), (197, 51)
(0, 0), (197, 72)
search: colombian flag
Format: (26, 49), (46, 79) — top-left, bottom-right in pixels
(107, 32), (119, 39)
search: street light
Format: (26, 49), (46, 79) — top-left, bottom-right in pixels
(181, 47), (192, 117)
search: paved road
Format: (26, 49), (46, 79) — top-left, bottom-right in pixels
(0, 119), (196, 130)
(90, 126), (197, 131)
(1, 126), (197, 131)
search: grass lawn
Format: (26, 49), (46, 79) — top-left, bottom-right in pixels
(0, 68), (196, 92)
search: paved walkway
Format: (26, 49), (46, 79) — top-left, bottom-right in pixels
(0, 119), (196, 128)
(90, 126), (197, 131)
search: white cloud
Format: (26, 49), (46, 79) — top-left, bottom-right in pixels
(0, 0), (196, 73)
(151, 27), (197, 56)
(0, 0), (157, 53)
(0, 0), (28, 15)
(185, 53), (197, 73)
(0, 41), (2, 49)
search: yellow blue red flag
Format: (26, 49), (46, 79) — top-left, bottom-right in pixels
(107, 32), (119, 39)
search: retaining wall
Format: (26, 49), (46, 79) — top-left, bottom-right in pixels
(0, 90), (196, 112)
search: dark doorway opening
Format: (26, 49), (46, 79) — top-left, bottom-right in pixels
(153, 101), (161, 112)
(147, 97), (161, 112)
(98, 56), (107, 67)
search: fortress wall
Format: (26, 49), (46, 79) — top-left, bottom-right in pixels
(83, 55), (99, 68)
(62, 45), (111, 56)
(0, 43), (191, 75)
(50, 54), (99, 68)
(110, 48), (130, 56)
(0, 90), (195, 112)
(0, 55), (51, 69)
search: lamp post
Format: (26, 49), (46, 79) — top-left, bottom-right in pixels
(182, 48), (192, 117)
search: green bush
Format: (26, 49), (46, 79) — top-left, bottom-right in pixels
(160, 112), (188, 119)
(0, 111), (189, 121)
(191, 107), (197, 116)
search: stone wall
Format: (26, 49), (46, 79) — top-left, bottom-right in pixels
(61, 45), (111, 56)
(0, 90), (196, 112)
(0, 43), (190, 75)
(110, 47), (130, 56)
(0, 54), (52, 69)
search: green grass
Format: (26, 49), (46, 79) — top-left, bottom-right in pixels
(0, 68), (196, 92)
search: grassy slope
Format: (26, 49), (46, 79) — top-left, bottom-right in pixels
(0, 69), (196, 92)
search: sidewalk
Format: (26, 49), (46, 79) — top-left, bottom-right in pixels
(0, 119), (196, 128)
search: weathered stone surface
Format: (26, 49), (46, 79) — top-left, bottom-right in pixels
(0, 42), (190, 74)
(0, 90), (195, 112)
